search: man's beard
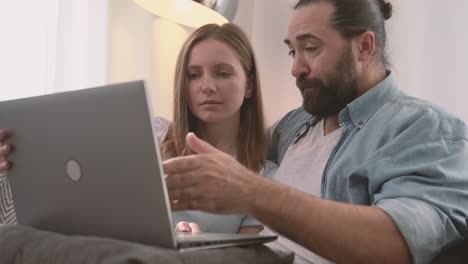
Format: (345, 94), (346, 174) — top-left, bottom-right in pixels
(297, 43), (359, 118)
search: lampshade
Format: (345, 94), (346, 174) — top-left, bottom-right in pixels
(134, 0), (235, 28)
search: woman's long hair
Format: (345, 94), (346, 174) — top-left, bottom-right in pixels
(160, 23), (266, 172)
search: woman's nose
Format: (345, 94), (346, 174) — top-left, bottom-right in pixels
(201, 76), (216, 93)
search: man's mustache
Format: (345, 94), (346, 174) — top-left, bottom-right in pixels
(296, 77), (326, 90)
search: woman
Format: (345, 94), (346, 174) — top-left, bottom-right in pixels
(156, 23), (274, 235)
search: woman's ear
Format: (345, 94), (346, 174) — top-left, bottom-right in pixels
(245, 77), (253, 99)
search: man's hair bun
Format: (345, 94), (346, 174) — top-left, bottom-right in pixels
(380, 1), (393, 20)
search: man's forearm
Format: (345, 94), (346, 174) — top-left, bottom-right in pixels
(247, 178), (412, 264)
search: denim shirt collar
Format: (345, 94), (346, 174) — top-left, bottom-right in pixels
(338, 71), (400, 129)
(298, 72), (399, 140)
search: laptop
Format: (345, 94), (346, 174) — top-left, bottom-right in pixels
(0, 81), (276, 251)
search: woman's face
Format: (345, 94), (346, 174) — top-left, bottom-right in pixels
(186, 39), (252, 124)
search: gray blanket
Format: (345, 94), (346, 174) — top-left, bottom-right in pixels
(0, 224), (294, 264)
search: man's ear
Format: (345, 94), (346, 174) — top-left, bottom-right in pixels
(355, 31), (376, 62)
(245, 77), (253, 99)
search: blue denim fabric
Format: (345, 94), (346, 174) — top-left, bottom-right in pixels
(268, 73), (468, 264)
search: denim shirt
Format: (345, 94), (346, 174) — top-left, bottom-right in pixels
(268, 73), (468, 264)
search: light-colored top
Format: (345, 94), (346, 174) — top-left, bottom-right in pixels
(153, 117), (277, 233)
(267, 72), (468, 264)
(261, 119), (340, 263)
(0, 175), (16, 224)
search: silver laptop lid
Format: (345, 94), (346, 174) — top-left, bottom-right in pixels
(0, 81), (177, 248)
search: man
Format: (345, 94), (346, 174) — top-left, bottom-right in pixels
(163, 0), (468, 263)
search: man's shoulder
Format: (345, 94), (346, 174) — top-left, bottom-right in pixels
(267, 107), (314, 163)
(385, 95), (468, 141)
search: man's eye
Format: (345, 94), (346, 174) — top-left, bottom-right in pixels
(288, 50), (295, 57)
(305, 47), (318, 53)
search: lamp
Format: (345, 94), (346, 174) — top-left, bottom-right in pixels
(134, 0), (238, 28)
(194, 0), (238, 21)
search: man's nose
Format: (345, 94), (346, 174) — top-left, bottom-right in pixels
(291, 55), (310, 78)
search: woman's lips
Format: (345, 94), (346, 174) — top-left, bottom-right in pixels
(200, 100), (223, 105)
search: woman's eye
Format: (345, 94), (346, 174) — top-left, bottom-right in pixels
(217, 71), (232, 78)
(288, 50), (295, 57)
(188, 73), (200, 79)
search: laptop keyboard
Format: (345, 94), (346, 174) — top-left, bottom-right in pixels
(177, 232), (246, 241)
(176, 232), (256, 248)
(175, 232), (277, 249)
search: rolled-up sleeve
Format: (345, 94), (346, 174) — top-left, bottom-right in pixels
(376, 198), (450, 264)
(369, 129), (468, 263)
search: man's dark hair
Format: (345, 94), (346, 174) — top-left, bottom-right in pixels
(294, 0), (393, 67)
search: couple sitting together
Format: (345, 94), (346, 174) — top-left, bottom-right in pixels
(1, 1), (467, 263)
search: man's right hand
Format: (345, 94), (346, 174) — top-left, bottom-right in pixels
(0, 129), (12, 174)
(164, 133), (263, 215)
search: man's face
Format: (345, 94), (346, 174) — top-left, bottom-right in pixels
(285, 2), (359, 118)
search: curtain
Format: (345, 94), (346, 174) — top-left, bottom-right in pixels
(0, 0), (108, 102)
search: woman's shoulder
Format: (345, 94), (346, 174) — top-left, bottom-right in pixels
(153, 116), (171, 129)
(259, 160), (278, 178)
(152, 116), (172, 143)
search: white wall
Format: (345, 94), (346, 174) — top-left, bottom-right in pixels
(388, 0), (468, 122)
(232, 0), (254, 38)
(108, 0), (193, 120)
(250, 0), (300, 125)
(107, 0), (153, 87)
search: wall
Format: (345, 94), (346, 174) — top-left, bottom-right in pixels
(108, 0), (193, 120)
(250, 0), (300, 125)
(232, 0), (254, 38)
(387, 0), (468, 122)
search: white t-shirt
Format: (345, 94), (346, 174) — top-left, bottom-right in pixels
(261, 119), (341, 264)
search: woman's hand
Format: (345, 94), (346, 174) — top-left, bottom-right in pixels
(175, 221), (201, 233)
(238, 225), (264, 234)
(0, 130), (12, 174)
